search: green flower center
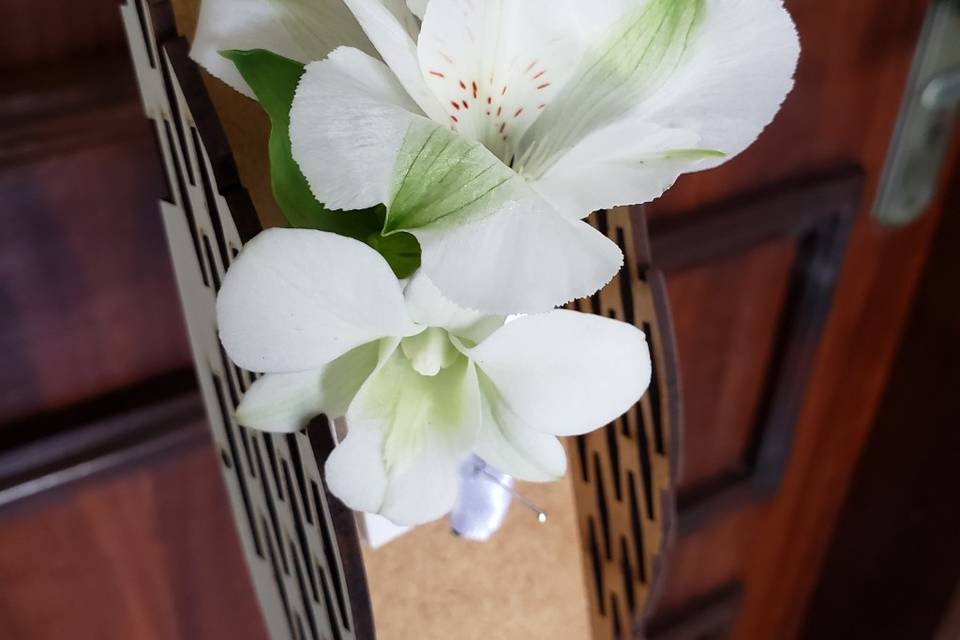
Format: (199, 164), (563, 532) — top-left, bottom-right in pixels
(400, 327), (462, 377)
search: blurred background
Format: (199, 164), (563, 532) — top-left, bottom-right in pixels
(1, 0), (959, 639)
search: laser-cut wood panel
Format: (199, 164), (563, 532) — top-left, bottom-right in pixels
(568, 209), (682, 640)
(120, 2), (373, 638)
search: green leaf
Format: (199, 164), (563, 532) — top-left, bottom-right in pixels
(367, 231), (422, 280)
(221, 49), (371, 235)
(222, 49), (421, 278)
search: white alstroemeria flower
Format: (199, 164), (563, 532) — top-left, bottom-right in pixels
(190, 0), (424, 99)
(289, 0), (799, 314)
(217, 228), (651, 526)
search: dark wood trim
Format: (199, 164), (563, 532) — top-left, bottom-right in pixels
(935, 584), (960, 640)
(649, 169), (862, 273)
(0, 370), (208, 512)
(646, 582), (743, 640)
(800, 157), (960, 640)
(648, 169), (864, 534)
(0, 54), (147, 169)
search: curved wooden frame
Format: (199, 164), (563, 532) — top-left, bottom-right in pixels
(121, 3), (373, 638)
(569, 210), (682, 640)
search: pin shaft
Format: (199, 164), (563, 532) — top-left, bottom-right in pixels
(479, 467), (548, 524)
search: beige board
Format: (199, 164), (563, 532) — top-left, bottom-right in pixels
(170, 2), (594, 638)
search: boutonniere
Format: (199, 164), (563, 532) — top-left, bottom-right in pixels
(217, 228), (650, 525)
(189, 0), (799, 530)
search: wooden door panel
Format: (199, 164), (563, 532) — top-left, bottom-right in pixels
(655, 512), (754, 615)
(0, 0), (952, 638)
(0, 135), (191, 424)
(668, 240), (797, 492)
(0, 0), (126, 72)
(645, 169), (863, 635)
(1, 43), (193, 428)
(642, 1), (950, 637)
(0, 441), (265, 640)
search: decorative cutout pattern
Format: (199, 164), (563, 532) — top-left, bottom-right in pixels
(568, 209), (682, 640)
(120, 2), (374, 639)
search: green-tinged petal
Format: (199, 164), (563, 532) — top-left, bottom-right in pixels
(384, 119), (530, 233)
(290, 47), (423, 212)
(470, 310), (650, 436)
(474, 372), (567, 482)
(517, 0), (705, 177)
(190, 0), (378, 98)
(531, 121), (708, 219)
(412, 201), (623, 315)
(217, 229), (418, 373)
(341, 0), (447, 121)
(630, 0), (800, 167)
(403, 271), (504, 343)
(234, 341), (378, 432)
(326, 348), (481, 526)
(531, 0), (798, 214)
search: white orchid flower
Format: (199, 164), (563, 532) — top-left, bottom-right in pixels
(216, 228), (651, 526)
(190, 0), (424, 99)
(288, 0), (800, 314)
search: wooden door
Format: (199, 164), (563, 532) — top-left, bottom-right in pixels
(1, 1), (957, 639)
(638, 1), (959, 638)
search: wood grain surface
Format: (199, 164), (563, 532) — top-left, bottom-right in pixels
(0, 442), (266, 640)
(1, 0), (957, 638)
(644, 1), (958, 637)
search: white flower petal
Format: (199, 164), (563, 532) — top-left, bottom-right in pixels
(323, 415), (390, 515)
(412, 202), (623, 315)
(190, 0), (377, 98)
(235, 370), (326, 433)
(217, 228), (417, 373)
(632, 0), (800, 166)
(327, 348), (481, 525)
(236, 341), (379, 433)
(290, 47), (423, 211)
(532, 121), (705, 219)
(406, 0), (428, 20)
(403, 271), (503, 343)
(322, 339), (398, 515)
(519, 0), (798, 181)
(474, 374), (567, 482)
(470, 310), (650, 436)
(316, 340), (384, 418)
(416, 0), (588, 161)
(342, 0), (447, 121)
(516, 0), (706, 177)
(381, 0), (423, 38)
